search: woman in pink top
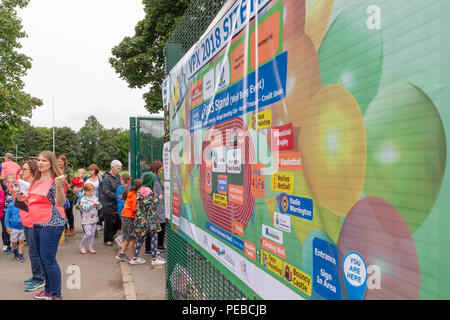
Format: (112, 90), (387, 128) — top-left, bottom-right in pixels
(0, 187), (5, 251)
(17, 151), (66, 300)
(11, 160), (45, 291)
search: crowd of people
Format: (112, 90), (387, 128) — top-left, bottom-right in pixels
(0, 151), (166, 300)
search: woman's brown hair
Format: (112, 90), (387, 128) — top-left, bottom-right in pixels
(88, 163), (100, 175)
(57, 154), (67, 167)
(23, 159), (38, 177)
(149, 160), (163, 174)
(31, 151), (64, 187)
(122, 179), (143, 201)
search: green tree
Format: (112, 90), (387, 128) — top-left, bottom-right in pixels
(109, 0), (192, 114)
(0, 0), (42, 148)
(94, 128), (122, 169)
(55, 127), (78, 166)
(78, 115), (103, 167)
(116, 129), (130, 168)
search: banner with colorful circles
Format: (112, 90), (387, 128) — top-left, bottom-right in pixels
(165, 0), (450, 300)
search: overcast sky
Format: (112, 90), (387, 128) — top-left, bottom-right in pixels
(18, 0), (156, 131)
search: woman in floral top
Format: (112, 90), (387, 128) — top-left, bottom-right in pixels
(131, 172), (164, 266)
(79, 183), (102, 254)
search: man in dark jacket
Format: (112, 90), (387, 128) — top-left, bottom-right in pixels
(100, 160), (122, 246)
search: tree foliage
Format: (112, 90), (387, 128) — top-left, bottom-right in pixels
(1, 116), (130, 171)
(0, 0), (42, 147)
(109, 0), (191, 114)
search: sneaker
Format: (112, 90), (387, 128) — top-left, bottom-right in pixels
(157, 246), (166, 252)
(2, 245), (7, 252)
(5, 246), (12, 254)
(87, 248), (96, 254)
(24, 277), (34, 285)
(17, 254), (25, 262)
(115, 253), (129, 262)
(79, 246), (87, 254)
(33, 290), (52, 300)
(13, 248), (18, 259)
(151, 256), (166, 266)
(144, 250), (152, 256)
(25, 281), (45, 292)
(129, 257), (146, 265)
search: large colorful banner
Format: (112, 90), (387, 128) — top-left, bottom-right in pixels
(165, 0), (450, 300)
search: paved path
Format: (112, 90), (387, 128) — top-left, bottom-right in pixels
(0, 208), (165, 300)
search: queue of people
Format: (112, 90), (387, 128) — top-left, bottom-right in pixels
(0, 152), (167, 300)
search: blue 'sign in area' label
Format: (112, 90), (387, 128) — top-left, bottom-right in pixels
(313, 238), (341, 300)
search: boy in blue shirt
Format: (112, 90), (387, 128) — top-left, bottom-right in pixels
(5, 198), (25, 262)
(114, 174), (130, 248)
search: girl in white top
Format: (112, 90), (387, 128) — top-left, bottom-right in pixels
(79, 183), (102, 254)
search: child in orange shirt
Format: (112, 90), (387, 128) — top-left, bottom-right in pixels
(115, 179), (143, 262)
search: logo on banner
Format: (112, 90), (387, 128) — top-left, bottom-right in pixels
(262, 224), (283, 245)
(275, 152), (302, 171)
(218, 175), (228, 195)
(283, 263), (311, 296)
(226, 148), (241, 173)
(261, 249), (283, 278)
(213, 193), (228, 209)
(274, 212), (291, 233)
(279, 194), (313, 220)
(203, 69), (215, 101)
(212, 146), (226, 173)
(172, 193), (180, 217)
(257, 109), (272, 129)
(205, 167), (212, 194)
(271, 123), (294, 151)
(244, 240), (256, 261)
(313, 238), (341, 300)
(216, 57), (230, 92)
(260, 237), (286, 259)
(228, 184), (244, 205)
(251, 163), (265, 198)
(191, 78), (203, 107)
(271, 172), (294, 194)
(343, 252), (368, 300)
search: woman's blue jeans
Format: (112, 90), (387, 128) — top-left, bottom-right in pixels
(33, 225), (64, 297)
(23, 226), (45, 282)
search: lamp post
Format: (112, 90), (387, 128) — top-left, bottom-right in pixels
(52, 94), (55, 153)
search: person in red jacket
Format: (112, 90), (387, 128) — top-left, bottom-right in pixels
(115, 179), (142, 263)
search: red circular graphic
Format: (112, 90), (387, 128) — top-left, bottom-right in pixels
(200, 118), (256, 232)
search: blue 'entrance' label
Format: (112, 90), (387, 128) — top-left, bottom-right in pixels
(313, 238), (341, 300)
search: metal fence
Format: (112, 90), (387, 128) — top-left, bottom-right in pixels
(164, 0), (249, 300)
(129, 117), (165, 179)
